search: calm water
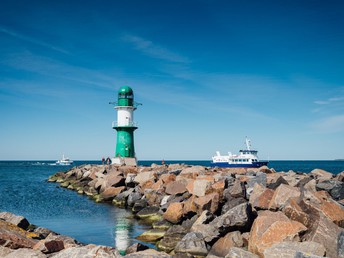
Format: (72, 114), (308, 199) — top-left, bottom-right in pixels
(0, 160), (343, 252)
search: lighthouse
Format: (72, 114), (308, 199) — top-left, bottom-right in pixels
(110, 86), (141, 166)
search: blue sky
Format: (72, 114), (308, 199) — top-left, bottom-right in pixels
(0, 0), (343, 160)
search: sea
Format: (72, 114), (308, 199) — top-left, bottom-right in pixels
(0, 160), (343, 253)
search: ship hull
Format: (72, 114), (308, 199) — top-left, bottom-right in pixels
(210, 161), (268, 168)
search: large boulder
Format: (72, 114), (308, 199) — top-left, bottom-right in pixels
(263, 241), (326, 258)
(50, 244), (120, 258)
(99, 186), (126, 201)
(224, 247), (259, 258)
(174, 232), (209, 257)
(248, 210), (307, 257)
(268, 184), (301, 210)
(134, 171), (156, 186)
(310, 168), (333, 181)
(316, 180), (344, 200)
(207, 231), (244, 258)
(124, 248), (171, 258)
(186, 179), (213, 197)
(136, 206), (162, 223)
(165, 180), (187, 195)
(194, 192), (220, 214)
(157, 225), (188, 253)
(0, 220), (38, 249)
(0, 212), (30, 230)
(1, 247), (46, 258)
(136, 229), (166, 242)
(163, 202), (184, 224)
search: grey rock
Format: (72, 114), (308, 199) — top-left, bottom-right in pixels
(174, 232), (209, 256)
(3, 248), (46, 258)
(263, 241), (326, 258)
(224, 247), (259, 258)
(338, 231), (344, 258)
(50, 244), (120, 258)
(131, 199), (147, 213)
(127, 192), (143, 208)
(157, 225), (188, 253)
(221, 196), (247, 215)
(316, 180), (344, 200)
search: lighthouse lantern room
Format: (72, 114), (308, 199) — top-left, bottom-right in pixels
(110, 86), (141, 166)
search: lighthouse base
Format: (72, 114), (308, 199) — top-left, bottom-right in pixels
(111, 157), (137, 166)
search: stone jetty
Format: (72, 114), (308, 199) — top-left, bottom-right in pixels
(2, 164), (344, 257)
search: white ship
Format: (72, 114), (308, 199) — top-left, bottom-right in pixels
(55, 154), (73, 166)
(211, 137), (268, 168)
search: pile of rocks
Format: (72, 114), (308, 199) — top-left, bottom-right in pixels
(0, 211), (171, 257)
(45, 164), (344, 257)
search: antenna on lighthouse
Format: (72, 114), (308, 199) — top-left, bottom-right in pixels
(110, 86), (141, 166)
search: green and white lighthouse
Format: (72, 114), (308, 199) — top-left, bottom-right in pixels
(110, 86), (141, 166)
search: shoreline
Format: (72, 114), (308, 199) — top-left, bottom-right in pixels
(2, 163), (344, 257)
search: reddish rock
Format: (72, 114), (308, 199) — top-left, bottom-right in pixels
(248, 210), (307, 257)
(266, 173), (288, 189)
(99, 186), (125, 201)
(163, 202), (184, 224)
(320, 199), (344, 227)
(165, 181), (187, 195)
(134, 171), (156, 186)
(208, 231), (244, 257)
(228, 179), (245, 198)
(182, 196), (198, 215)
(251, 188), (274, 210)
(150, 179), (164, 191)
(160, 173), (176, 184)
(33, 238), (64, 254)
(186, 180), (212, 197)
(194, 192), (220, 214)
(211, 180), (225, 194)
(268, 184), (301, 210)
(139, 179), (155, 192)
(0, 212), (30, 230)
(283, 198), (311, 228)
(0, 220), (38, 249)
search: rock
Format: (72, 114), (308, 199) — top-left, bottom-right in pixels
(112, 188), (134, 207)
(338, 231), (344, 258)
(266, 174), (289, 190)
(0, 220), (38, 249)
(0, 246), (13, 257)
(250, 186), (274, 211)
(132, 199), (148, 213)
(303, 213), (343, 258)
(0, 212), (30, 230)
(127, 192), (143, 208)
(180, 166), (206, 177)
(208, 231), (244, 257)
(157, 225), (188, 253)
(186, 179), (212, 197)
(174, 232), (209, 257)
(182, 196), (198, 216)
(165, 181), (187, 195)
(33, 237), (64, 254)
(211, 202), (252, 232)
(190, 211), (215, 232)
(125, 243), (149, 255)
(263, 241), (326, 258)
(283, 198), (311, 228)
(194, 192), (220, 214)
(259, 166), (275, 174)
(225, 180), (245, 198)
(124, 248), (171, 257)
(310, 168), (333, 181)
(268, 184), (301, 210)
(245, 172), (267, 198)
(248, 210), (307, 257)
(50, 244), (120, 257)
(136, 229), (166, 242)
(316, 180), (344, 200)
(163, 202), (184, 224)
(152, 220), (172, 230)
(136, 206), (162, 223)
(125, 173), (137, 187)
(2, 248), (46, 258)
(99, 186), (126, 201)
(221, 196), (247, 214)
(319, 198), (344, 227)
(224, 247), (259, 258)
(134, 171), (156, 186)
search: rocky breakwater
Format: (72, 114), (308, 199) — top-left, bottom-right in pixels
(48, 163), (344, 258)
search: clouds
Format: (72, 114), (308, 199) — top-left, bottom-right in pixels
(0, 26), (69, 55)
(121, 34), (190, 64)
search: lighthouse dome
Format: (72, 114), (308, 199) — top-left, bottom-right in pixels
(118, 86), (134, 106)
(119, 86), (133, 95)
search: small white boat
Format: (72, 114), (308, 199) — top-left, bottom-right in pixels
(211, 137), (268, 168)
(56, 154), (73, 166)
